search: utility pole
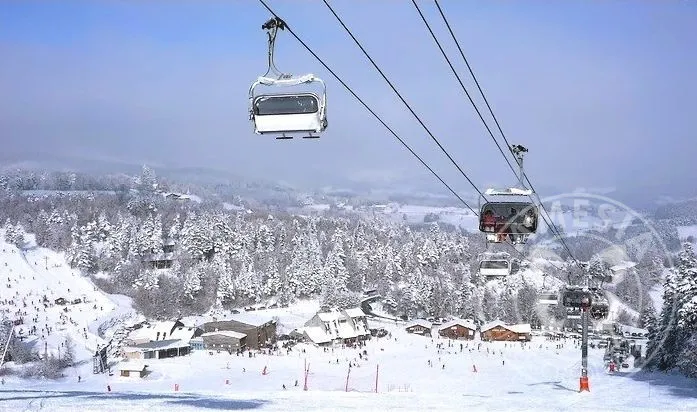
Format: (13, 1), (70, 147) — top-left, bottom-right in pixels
(580, 272), (591, 392)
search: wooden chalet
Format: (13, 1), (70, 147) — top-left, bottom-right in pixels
(437, 319), (476, 340)
(202, 313), (276, 349)
(481, 320), (532, 342)
(405, 319), (432, 336)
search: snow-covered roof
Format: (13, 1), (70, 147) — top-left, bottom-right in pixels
(439, 318), (476, 331)
(317, 310), (344, 322)
(229, 313), (274, 327)
(508, 323), (532, 334)
(119, 362), (148, 371)
(300, 326), (333, 344)
(127, 321), (179, 341)
(480, 320), (507, 333)
(201, 330), (247, 339)
(344, 308), (365, 318)
(169, 326), (198, 341)
(406, 319), (432, 329)
(126, 339), (190, 351)
(481, 320), (531, 334)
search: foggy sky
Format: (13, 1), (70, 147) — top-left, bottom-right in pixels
(1, 0), (696, 200)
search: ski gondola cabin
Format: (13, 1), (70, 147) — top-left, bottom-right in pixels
(562, 288), (593, 309)
(249, 75), (328, 136)
(478, 259), (511, 278)
(479, 202), (539, 235)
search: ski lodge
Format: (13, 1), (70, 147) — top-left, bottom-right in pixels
(437, 319), (477, 340)
(202, 313), (276, 349)
(294, 307), (371, 346)
(405, 319), (433, 336)
(481, 320), (532, 342)
(122, 320), (201, 360)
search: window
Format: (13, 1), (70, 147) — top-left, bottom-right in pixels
(254, 94), (319, 115)
(480, 260), (509, 269)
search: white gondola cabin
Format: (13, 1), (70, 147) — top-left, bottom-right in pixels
(538, 292), (559, 306)
(249, 75), (328, 137)
(249, 17), (328, 139)
(478, 252), (512, 278)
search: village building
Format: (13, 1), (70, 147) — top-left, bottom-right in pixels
(144, 238), (176, 269)
(437, 319), (476, 340)
(405, 319), (432, 336)
(202, 313), (276, 349)
(119, 362), (149, 378)
(122, 320), (201, 360)
(481, 320), (532, 342)
(200, 330), (247, 352)
(296, 307), (371, 346)
(122, 339), (191, 360)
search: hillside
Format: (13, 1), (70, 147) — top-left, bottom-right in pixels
(0, 232), (137, 363)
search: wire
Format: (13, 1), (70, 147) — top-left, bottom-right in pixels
(321, 0), (488, 202)
(430, 0), (580, 266)
(256, 0), (478, 216)
(411, 0), (519, 180)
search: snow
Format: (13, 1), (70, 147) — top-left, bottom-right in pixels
(677, 225), (697, 242)
(1, 230), (694, 411)
(201, 330), (247, 339)
(0, 233), (132, 357)
(438, 319), (476, 331)
(2, 320), (697, 411)
(406, 319), (432, 329)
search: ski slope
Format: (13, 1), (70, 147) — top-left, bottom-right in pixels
(0, 233), (133, 359)
(2, 317), (697, 411)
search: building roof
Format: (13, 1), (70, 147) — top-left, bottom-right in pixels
(508, 323), (532, 334)
(119, 362), (148, 371)
(169, 326), (198, 341)
(228, 313), (275, 327)
(481, 320), (531, 334)
(300, 326), (333, 344)
(317, 310), (344, 322)
(406, 319), (432, 329)
(126, 339), (189, 351)
(344, 308), (365, 318)
(201, 331), (247, 339)
(128, 321), (179, 342)
(438, 318), (476, 331)
(480, 320), (507, 333)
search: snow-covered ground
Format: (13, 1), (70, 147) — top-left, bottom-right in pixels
(2, 318), (697, 411)
(2, 229), (694, 411)
(0, 233), (135, 358)
(677, 225), (697, 243)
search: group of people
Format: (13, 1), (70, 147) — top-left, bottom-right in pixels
(480, 206), (536, 243)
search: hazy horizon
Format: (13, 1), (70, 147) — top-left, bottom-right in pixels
(2, 1), (696, 205)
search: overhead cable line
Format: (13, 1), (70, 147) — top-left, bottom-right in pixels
(427, 0), (580, 265)
(257, 0), (478, 215)
(321, 0), (488, 202)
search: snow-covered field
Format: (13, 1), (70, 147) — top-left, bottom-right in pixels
(2, 318), (697, 411)
(2, 230), (696, 411)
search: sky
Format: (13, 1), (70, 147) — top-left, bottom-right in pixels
(1, 0), (696, 202)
